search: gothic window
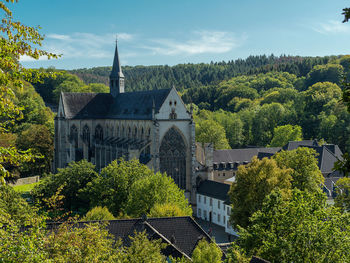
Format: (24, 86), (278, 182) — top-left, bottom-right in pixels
(82, 125), (90, 144)
(133, 126), (137, 139)
(169, 108), (177, 119)
(159, 127), (186, 189)
(141, 127), (144, 140)
(95, 125), (103, 143)
(146, 127), (151, 140)
(70, 125), (78, 147)
(128, 126), (131, 138)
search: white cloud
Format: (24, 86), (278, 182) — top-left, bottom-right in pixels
(20, 32), (134, 62)
(312, 20), (350, 34)
(144, 31), (245, 56)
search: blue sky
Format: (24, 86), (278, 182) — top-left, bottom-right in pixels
(9, 0), (350, 69)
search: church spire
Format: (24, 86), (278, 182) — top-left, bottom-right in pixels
(110, 38), (125, 97)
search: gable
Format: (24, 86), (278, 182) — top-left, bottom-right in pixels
(156, 88), (191, 120)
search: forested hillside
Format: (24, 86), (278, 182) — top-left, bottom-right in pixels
(31, 54), (350, 155)
(69, 55), (336, 91)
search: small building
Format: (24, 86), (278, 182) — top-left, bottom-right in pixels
(47, 216), (215, 260)
(212, 147), (281, 183)
(196, 180), (236, 236)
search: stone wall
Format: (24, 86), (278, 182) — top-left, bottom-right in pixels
(9, 175), (40, 186)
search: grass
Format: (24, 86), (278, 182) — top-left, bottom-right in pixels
(13, 182), (38, 194)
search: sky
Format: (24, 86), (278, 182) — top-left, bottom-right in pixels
(8, 0), (350, 69)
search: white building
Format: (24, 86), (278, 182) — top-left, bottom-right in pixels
(196, 180), (236, 236)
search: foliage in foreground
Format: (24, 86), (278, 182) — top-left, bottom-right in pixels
(83, 206), (115, 221)
(229, 156), (292, 228)
(235, 189), (350, 263)
(0, 0), (57, 182)
(32, 159), (192, 220)
(229, 148), (324, 228)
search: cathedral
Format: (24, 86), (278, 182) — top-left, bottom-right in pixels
(54, 42), (197, 202)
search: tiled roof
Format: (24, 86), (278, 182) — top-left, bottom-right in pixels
(47, 216), (212, 259)
(61, 88), (171, 120)
(197, 180), (231, 202)
(282, 140), (319, 151)
(213, 147), (281, 163)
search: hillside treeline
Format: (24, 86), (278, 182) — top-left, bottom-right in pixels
(29, 55), (350, 156)
(69, 55), (337, 91)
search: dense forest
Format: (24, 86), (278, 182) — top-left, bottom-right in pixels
(69, 55), (336, 91)
(31, 54), (350, 157)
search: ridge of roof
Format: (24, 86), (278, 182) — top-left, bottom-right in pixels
(60, 88), (172, 120)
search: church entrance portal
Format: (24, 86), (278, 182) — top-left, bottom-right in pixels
(159, 127), (186, 189)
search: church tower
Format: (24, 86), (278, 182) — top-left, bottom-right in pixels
(110, 40), (125, 97)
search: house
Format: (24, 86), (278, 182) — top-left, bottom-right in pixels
(196, 180), (236, 236)
(212, 147), (281, 184)
(47, 216), (214, 260)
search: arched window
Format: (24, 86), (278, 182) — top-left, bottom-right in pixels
(159, 127), (186, 189)
(82, 125), (90, 143)
(147, 127), (151, 139)
(133, 126), (137, 139)
(141, 127), (144, 140)
(70, 125), (78, 147)
(128, 126), (131, 138)
(95, 125), (103, 143)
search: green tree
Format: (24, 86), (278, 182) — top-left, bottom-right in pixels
(225, 243), (250, 263)
(16, 124), (53, 176)
(251, 103), (289, 146)
(196, 119), (230, 149)
(120, 231), (166, 263)
(125, 172), (192, 218)
(52, 75), (85, 102)
(229, 157), (292, 228)
(237, 189), (350, 263)
(148, 202), (192, 218)
(0, 0), (57, 182)
(0, 184), (37, 225)
(11, 82), (54, 132)
(306, 64), (344, 87)
(32, 160), (98, 213)
(301, 81), (342, 139)
(334, 177), (350, 212)
(86, 159), (152, 217)
(83, 206), (115, 221)
(273, 147), (324, 193)
(269, 124), (303, 147)
(191, 239), (222, 263)
(45, 222), (118, 263)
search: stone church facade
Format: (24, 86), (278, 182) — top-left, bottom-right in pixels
(54, 42), (197, 202)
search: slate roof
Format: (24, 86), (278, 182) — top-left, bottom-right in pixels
(213, 147), (281, 164)
(47, 216), (212, 259)
(282, 140), (319, 151)
(282, 141), (343, 176)
(61, 88), (171, 120)
(197, 180), (230, 203)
